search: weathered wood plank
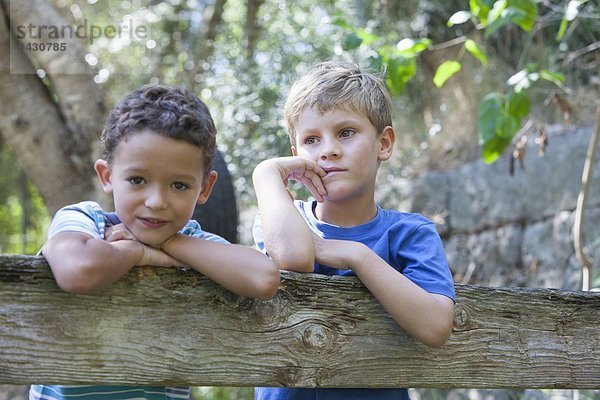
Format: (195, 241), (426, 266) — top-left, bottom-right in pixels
(1, 254), (599, 389)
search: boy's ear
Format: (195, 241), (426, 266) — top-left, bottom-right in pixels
(291, 146), (298, 156)
(197, 170), (218, 205)
(94, 159), (113, 193)
(378, 126), (395, 161)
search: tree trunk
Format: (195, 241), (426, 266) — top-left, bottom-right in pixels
(0, 0), (105, 213)
(245, 0), (265, 64)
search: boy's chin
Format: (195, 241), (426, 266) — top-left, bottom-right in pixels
(133, 232), (171, 248)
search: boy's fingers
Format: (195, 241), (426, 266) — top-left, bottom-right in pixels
(312, 174), (327, 196)
(105, 230), (124, 242)
(300, 175), (325, 202)
(304, 171), (327, 197)
(306, 161), (326, 177)
(105, 224), (137, 242)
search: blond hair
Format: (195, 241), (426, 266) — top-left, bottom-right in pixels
(284, 61), (392, 145)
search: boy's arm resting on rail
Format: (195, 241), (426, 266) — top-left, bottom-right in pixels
(42, 231), (180, 294)
(159, 235), (280, 300)
(312, 234), (455, 348)
(252, 157), (326, 273)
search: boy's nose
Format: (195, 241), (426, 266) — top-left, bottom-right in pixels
(319, 140), (342, 160)
(145, 188), (168, 209)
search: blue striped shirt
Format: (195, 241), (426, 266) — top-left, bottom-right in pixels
(33, 201), (227, 400)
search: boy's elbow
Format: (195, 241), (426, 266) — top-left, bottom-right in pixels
(53, 272), (100, 294)
(270, 251), (314, 273)
(254, 263), (281, 300)
(420, 313), (454, 348)
(421, 326), (452, 348)
(49, 261), (104, 295)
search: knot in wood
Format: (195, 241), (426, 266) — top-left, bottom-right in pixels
(276, 366), (301, 386)
(453, 305), (472, 330)
(302, 323), (332, 350)
(251, 295), (291, 326)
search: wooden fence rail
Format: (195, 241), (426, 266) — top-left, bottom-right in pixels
(1, 254), (599, 389)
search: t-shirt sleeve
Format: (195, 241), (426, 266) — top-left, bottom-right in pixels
(398, 223), (456, 302)
(180, 220), (229, 244)
(46, 201), (105, 240)
(39, 201), (105, 256)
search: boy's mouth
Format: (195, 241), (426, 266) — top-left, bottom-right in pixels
(139, 217), (168, 227)
(322, 166), (345, 176)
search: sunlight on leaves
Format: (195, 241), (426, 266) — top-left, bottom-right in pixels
(433, 60), (462, 88)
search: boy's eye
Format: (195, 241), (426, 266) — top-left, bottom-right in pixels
(128, 177), (145, 185)
(304, 137), (319, 145)
(172, 182), (190, 191)
(340, 129), (354, 138)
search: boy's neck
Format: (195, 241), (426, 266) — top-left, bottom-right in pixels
(314, 197), (377, 227)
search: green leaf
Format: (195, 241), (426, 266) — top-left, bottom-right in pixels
(356, 29), (379, 46)
(495, 112), (519, 139)
(478, 91), (522, 163)
(506, 0), (538, 32)
(477, 92), (504, 143)
(342, 33), (363, 50)
(556, 16), (568, 41)
(507, 90), (530, 120)
(539, 69), (566, 89)
(331, 16), (353, 31)
(464, 39), (488, 64)
(482, 135), (512, 164)
(469, 0), (494, 26)
(448, 11), (472, 27)
(384, 56), (416, 96)
(485, 0), (538, 37)
(433, 60), (462, 88)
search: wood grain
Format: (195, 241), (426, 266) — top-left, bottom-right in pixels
(1, 254), (599, 388)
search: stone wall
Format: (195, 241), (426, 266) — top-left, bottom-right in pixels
(379, 124), (599, 290)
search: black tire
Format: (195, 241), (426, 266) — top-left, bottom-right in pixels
(192, 150), (239, 243)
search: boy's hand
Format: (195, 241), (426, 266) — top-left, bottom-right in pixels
(105, 223), (137, 242)
(312, 233), (366, 270)
(136, 245), (184, 268)
(106, 224), (183, 268)
(258, 157), (327, 202)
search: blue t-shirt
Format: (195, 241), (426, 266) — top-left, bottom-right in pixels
(253, 200), (456, 400)
(33, 201), (227, 400)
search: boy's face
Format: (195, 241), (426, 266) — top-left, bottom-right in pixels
(94, 130), (217, 247)
(292, 107), (394, 204)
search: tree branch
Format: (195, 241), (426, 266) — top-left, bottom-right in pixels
(573, 104), (599, 291)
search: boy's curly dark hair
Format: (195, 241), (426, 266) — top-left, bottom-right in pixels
(101, 84), (216, 174)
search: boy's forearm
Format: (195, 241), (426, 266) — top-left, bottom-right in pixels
(161, 234), (280, 300)
(350, 249), (454, 347)
(252, 161), (315, 272)
(43, 233), (143, 294)
(324, 242), (454, 347)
